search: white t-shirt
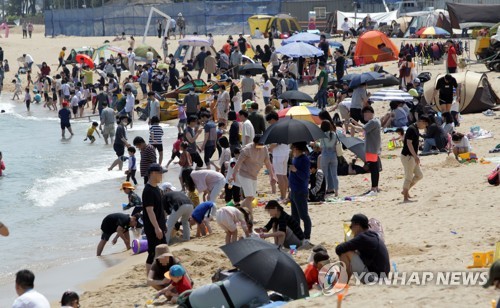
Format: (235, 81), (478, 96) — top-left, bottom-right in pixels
(127, 52), (136, 67)
(146, 51), (154, 61)
(12, 289), (50, 308)
(242, 119), (255, 145)
(232, 92), (242, 113)
(451, 100), (459, 112)
(261, 80), (273, 98)
(24, 54), (34, 63)
(61, 83), (70, 96)
(71, 95), (79, 107)
(125, 93), (135, 113)
(149, 99), (160, 118)
(454, 136), (470, 151)
(341, 21), (351, 32)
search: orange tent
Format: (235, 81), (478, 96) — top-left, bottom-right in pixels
(354, 31), (399, 66)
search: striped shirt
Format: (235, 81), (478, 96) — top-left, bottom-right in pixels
(139, 144), (157, 177)
(149, 124), (164, 145)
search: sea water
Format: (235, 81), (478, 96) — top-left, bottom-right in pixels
(0, 95), (179, 302)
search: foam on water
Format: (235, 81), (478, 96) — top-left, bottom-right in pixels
(26, 167), (124, 207)
(78, 202), (112, 211)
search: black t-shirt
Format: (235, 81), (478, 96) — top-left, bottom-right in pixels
(142, 184), (166, 233)
(101, 213), (131, 234)
(318, 41), (329, 58)
(335, 230), (390, 276)
(401, 124), (419, 156)
(435, 76), (458, 104)
(424, 123), (447, 150)
(163, 191), (193, 214)
(238, 37), (247, 52)
(229, 121), (240, 145)
(151, 258), (179, 280)
(264, 211), (305, 241)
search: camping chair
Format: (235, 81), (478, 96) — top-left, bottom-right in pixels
(302, 62), (316, 84)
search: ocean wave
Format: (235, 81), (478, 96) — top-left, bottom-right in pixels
(26, 167), (124, 207)
(78, 202), (112, 211)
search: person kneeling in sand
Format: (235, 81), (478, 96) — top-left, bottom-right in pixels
(335, 214), (390, 283)
(147, 244), (191, 291)
(304, 250), (330, 290)
(216, 206), (252, 244)
(155, 265), (192, 304)
(96, 213), (142, 256)
(255, 200), (306, 248)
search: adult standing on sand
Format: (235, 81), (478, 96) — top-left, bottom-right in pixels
(22, 22), (27, 39)
(176, 13), (186, 39)
(400, 116), (430, 202)
(12, 269), (50, 308)
(57, 47), (66, 70)
(143, 163), (167, 276)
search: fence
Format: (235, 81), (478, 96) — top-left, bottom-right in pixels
(44, 1), (282, 37)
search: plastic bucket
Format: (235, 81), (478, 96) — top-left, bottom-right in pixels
(132, 239), (148, 254)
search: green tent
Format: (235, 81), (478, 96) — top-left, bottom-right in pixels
(134, 44), (160, 60)
(489, 22), (500, 36)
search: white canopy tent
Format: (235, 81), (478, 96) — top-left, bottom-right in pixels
(336, 10), (398, 30)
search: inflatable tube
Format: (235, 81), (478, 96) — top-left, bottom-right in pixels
(132, 239), (148, 254)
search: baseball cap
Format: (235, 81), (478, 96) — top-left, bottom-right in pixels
(159, 182), (177, 191)
(483, 260), (500, 288)
(165, 264), (186, 279)
(121, 181), (135, 190)
(147, 163), (163, 174)
(350, 214), (369, 228)
(413, 78), (420, 84)
(313, 251), (330, 264)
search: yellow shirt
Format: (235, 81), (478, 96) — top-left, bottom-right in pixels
(87, 126), (96, 137)
(82, 70), (93, 85)
(59, 50), (65, 59)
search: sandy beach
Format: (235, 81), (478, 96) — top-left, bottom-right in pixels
(1, 25), (499, 307)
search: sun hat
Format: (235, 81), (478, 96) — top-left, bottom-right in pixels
(350, 213), (369, 228)
(178, 13), (182, 16)
(155, 244), (173, 260)
(121, 181), (135, 190)
(165, 264), (185, 279)
(484, 260), (500, 288)
(159, 182), (177, 191)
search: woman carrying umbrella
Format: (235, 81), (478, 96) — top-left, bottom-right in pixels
(318, 121), (339, 196)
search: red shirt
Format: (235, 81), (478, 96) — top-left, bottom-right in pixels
(304, 262), (319, 289)
(172, 275), (192, 294)
(222, 43), (231, 56)
(447, 45), (457, 68)
(173, 139), (181, 152)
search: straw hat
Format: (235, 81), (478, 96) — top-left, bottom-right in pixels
(121, 181), (135, 190)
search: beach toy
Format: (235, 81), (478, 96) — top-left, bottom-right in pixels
(467, 252), (490, 268)
(486, 251), (494, 266)
(392, 261), (398, 273)
(226, 200), (235, 207)
(387, 140), (395, 150)
(343, 223), (353, 242)
(251, 198), (258, 208)
(132, 239), (148, 254)
(289, 245), (297, 255)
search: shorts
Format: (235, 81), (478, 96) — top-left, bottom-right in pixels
(177, 119), (187, 127)
(101, 232), (112, 241)
(60, 123), (71, 130)
(338, 103), (350, 120)
(88, 135), (96, 142)
(113, 143), (125, 157)
(272, 155), (288, 176)
(350, 108), (362, 122)
(216, 210), (237, 233)
(171, 150), (181, 160)
(102, 124), (115, 136)
(238, 174), (257, 198)
(152, 143), (163, 152)
(78, 100), (86, 107)
(72, 106), (78, 115)
(439, 99), (452, 105)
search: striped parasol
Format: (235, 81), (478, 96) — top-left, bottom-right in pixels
(369, 88), (414, 102)
(277, 105), (321, 124)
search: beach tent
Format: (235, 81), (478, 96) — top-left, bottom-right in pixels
(173, 45), (217, 66)
(402, 10), (451, 38)
(66, 47), (94, 64)
(248, 15), (273, 36)
(247, 14), (300, 37)
(447, 3), (500, 29)
(354, 31), (399, 65)
(92, 44), (127, 65)
(134, 44), (160, 61)
(423, 71), (499, 114)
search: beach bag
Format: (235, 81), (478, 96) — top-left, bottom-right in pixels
(487, 166), (500, 186)
(417, 72), (431, 83)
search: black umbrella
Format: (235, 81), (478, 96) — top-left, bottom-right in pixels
(239, 63), (267, 75)
(220, 238), (309, 300)
(337, 132), (366, 162)
(278, 90), (314, 102)
(260, 118), (324, 144)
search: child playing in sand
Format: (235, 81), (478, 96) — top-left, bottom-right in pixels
(58, 102), (74, 138)
(155, 265), (192, 304)
(84, 122), (101, 143)
(451, 132), (471, 159)
(189, 201), (216, 237)
(125, 146), (138, 185)
(121, 181), (142, 215)
(304, 250), (330, 290)
(23, 87), (31, 111)
(12, 79), (22, 100)
(0, 151), (5, 176)
(165, 133), (183, 169)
